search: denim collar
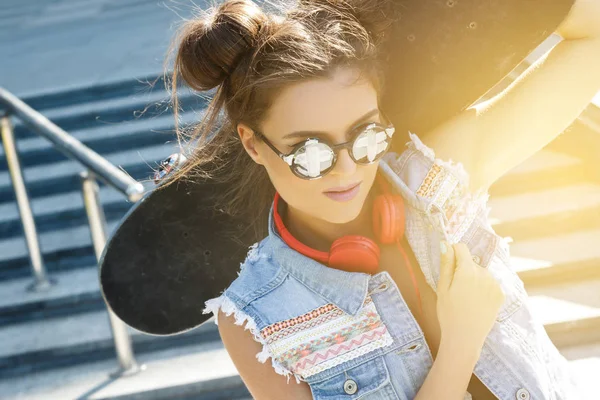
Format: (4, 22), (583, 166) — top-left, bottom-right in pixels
(263, 153), (422, 316)
(265, 191), (371, 317)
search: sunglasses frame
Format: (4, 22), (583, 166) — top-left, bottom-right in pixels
(253, 120), (396, 180)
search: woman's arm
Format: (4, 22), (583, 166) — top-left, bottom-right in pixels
(419, 0), (600, 193)
(216, 310), (314, 399)
(556, 0), (600, 39)
(414, 338), (480, 400)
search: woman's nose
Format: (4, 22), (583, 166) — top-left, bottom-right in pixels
(332, 148), (357, 176)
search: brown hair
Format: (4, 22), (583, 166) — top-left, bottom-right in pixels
(159, 0), (398, 242)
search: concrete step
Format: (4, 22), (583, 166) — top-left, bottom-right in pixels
(489, 182), (600, 240)
(0, 309), (220, 380)
(6, 109), (193, 157)
(510, 228), (600, 287)
(489, 183), (600, 224)
(0, 186), (131, 241)
(0, 339), (250, 400)
(10, 89), (201, 140)
(0, 266), (104, 326)
(526, 278), (600, 348)
(16, 74), (165, 112)
(0, 213), (122, 278)
(0, 141), (175, 205)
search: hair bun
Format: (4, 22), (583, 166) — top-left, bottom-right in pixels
(175, 0), (268, 91)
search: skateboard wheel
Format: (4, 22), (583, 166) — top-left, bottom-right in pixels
(153, 153), (188, 184)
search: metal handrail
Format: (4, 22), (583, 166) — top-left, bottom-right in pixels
(0, 87), (144, 376)
(0, 87), (144, 202)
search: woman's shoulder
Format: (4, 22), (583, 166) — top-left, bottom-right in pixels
(201, 235), (345, 384)
(203, 235), (338, 322)
(203, 236), (280, 316)
(382, 131), (489, 207)
(381, 131), (494, 243)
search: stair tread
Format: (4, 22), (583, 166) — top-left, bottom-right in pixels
(1, 108), (197, 158)
(0, 142), (174, 193)
(488, 182), (600, 223)
(0, 309), (116, 359)
(0, 341), (241, 400)
(526, 279), (600, 326)
(11, 89), (192, 131)
(0, 218), (120, 264)
(509, 228), (600, 272)
(0, 266), (99, 310)
(0, 307), (215, 360)
(0, 184), (126, 225)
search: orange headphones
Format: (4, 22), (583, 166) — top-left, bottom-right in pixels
(273, 172), (424, 317)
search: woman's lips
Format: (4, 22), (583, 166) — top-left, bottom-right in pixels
(323, 182), (361, 202)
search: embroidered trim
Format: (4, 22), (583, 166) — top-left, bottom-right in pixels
(202, 294), (305, 384)
(416, 163), (445, 198)
(261, 303), (337, 337)
(408, 131), (491, 244)
(260, 295), (394, 379)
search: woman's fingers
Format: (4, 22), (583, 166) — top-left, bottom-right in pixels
(453, 242), (477, 270)
(438, 241), (456, 294)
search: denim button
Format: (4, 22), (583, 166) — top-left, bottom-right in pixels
(343, 379), (358, 394)
(516, 388), (530, 399)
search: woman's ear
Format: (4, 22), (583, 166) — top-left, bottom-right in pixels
(237, 123), (264, 165)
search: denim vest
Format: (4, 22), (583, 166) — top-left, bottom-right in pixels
(203, 132), (584, 400)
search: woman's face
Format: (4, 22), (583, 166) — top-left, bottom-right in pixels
(238, 66), (382, 225)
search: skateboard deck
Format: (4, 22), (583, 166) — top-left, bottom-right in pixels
(99, 0), (575, 335)
(99, 169), (260, 335)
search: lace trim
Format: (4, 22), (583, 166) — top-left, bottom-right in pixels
(407, 131), (491, 244)
(202, 294), (305, 384)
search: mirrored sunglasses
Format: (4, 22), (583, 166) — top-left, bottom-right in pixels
(254, 121), (395, 179)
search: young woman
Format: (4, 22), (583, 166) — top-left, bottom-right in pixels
(162, 0), (600, 398)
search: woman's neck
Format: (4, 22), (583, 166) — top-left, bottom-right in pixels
(283, 188), (377, 252)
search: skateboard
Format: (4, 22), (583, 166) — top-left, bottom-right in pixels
(99, 0), (575, 335)
(99, 158), (259, 335)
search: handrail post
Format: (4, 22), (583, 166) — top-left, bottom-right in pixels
(0, 114), (55, 292)
(79, 170), (144, 377)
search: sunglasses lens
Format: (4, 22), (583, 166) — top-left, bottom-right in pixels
(291, 139), (334, 178)
(352, 125), (393, 164)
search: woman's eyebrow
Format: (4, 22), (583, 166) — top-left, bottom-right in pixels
(281, 108), (380, 140)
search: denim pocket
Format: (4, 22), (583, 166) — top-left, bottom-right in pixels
(308, 355), (397, 399)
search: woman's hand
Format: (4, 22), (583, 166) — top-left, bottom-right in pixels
(436, 242), (505, 357)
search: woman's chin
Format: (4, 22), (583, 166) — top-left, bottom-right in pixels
(320, 198), (367, 224)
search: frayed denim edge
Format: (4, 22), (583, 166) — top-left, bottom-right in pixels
(202, 294), (305, 385)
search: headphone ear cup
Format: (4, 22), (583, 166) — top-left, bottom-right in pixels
(329, 235), (380, 274)
(373, 193), (406, 244)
